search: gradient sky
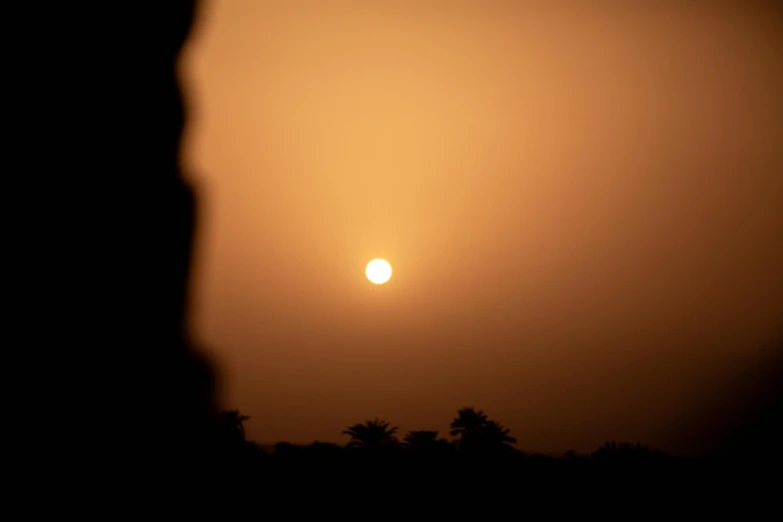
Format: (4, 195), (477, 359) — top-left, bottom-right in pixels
(180, 0), (782, 454)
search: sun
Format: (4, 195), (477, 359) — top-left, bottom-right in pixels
(366, 258), (392, 284)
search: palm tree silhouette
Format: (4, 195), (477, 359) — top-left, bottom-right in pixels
(450, 407), (488, 438)
(403, 430), (439, 446)
(480, 420), (517, 448)
(343, 418), (399, 449)
(403, 430), (454, 459)
(450, 407), (488, 452)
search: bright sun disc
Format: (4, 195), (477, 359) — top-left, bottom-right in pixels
(366, 259), (392, 284)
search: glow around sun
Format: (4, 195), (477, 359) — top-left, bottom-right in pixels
(366, 258), (392, 284)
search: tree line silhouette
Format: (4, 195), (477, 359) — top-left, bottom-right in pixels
(198, 404), (776, 509)
(209, 406), (672, 469)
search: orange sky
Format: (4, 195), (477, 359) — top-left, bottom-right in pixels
(180, 0), (782, 454)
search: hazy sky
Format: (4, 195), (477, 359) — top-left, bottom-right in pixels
(180, 0), (782, 454)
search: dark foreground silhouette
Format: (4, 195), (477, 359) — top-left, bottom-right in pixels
(204, 405), (780, 508)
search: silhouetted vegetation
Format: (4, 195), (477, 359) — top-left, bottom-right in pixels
(196, 404), (768, 501)
(343, 418), (400, 450)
